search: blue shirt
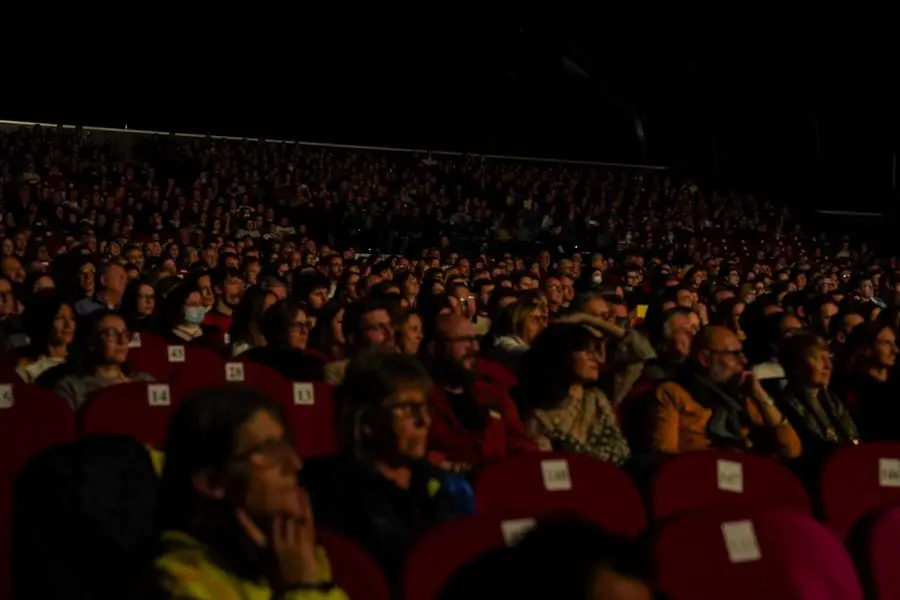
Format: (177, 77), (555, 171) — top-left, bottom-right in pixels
(74, 293), (120, 317)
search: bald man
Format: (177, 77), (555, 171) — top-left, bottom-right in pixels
(1, 256), (25, 284)
(647, 326), (801, 458)
(425, 313), (536, 468)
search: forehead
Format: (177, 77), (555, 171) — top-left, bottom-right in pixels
(99, 314), (125, 329)
(669, 313), (690, 329)
(586, 296), (609, 310)
(363, 309), (391, 324)
(238, 409), (285, 448)
(710, 329), (741, 350)
(451, 319), (476, 337)
(844, 314), (864, 327)
(782, 315), (803, 329)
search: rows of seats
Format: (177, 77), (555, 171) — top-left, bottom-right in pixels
(0, 362), (340, 600)
(408, 450), (900, 599)
(4, 420), (900, 598)
(5, 357), (900, 597)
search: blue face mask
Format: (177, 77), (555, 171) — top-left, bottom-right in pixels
(184, 306), (207, 325)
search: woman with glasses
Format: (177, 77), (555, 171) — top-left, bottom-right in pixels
(514, 323), (631, 466)
(53, 310), (154, 410)
(302, 351), (474, 585)
(243, 300), (326, 382)
(143, 385), (348, 600)
(121, 279), (161, 334)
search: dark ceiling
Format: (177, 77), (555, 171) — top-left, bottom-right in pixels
(11, 14), (897, 208)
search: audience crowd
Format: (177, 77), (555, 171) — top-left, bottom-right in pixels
(2, 123), (899, 599)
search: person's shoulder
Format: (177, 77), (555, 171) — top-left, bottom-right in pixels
(242, 346), (267, 361)
(72, 296), (94, 310)
(53, 372), (81, 389)
(416, 463), (475, 515)
(325, 358), (349, 370)
(323, 359), (349, 382)
(151, 532), (219, 598)
(655, 380), (687, 402)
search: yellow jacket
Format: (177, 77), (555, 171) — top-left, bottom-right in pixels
(150, 531), (350, 600)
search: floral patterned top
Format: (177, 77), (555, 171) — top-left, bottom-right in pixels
(526, 387), (631, 465)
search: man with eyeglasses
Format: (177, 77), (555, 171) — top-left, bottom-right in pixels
(424, 313), (536, 471)
(323, 300), (395, 385)
(647, 325), (801, 458)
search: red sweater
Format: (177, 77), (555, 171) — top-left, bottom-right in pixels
(203, 309), (232, 334)
(428, 380), (537, 465)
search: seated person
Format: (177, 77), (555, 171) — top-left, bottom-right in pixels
(53, 310), (154, 410)
(228, 286), (278, 357)
(482, 298), (546, 373)
(16, 294), (76, 384)
(121, 279), (163, 334)
(774, 332), (859, 461)
(243, 300), (326, 381)
(159, 282), (222, 350)
(143, 385), (347, 600)
(424, 314), (537, 470)
(323, 299), (396, 385)
(641, 307), (697, 382)
(515, 324), (631, 465)
(647, 326), (801, 458)
(303, 351), (474, 581)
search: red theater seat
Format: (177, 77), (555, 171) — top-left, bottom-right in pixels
(317, 529), (389, 600)
(471, 451), (646, 538)
(650, 450), (811, 522)
(79, 381), (178, 448)
(655, 508), (862, 600)
(820, 442), (900, 539)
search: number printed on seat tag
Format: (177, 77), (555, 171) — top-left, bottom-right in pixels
(225, 362), (245, 382)
(0, 384), (14, 409)
(501, 518), (536, 546)
(167, 345), (186, 363)
(293, 382), (315, 405)
(147, 384), (171, 406)
(721, 520), (761, 563)
(717, 459), (744, 493)
(541, 459), (572, 491)
(879, 458), (900, 488)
